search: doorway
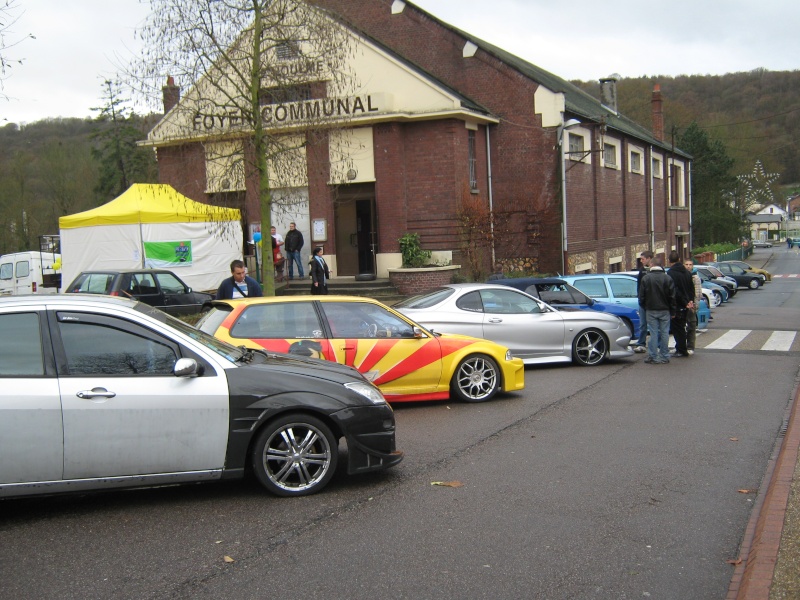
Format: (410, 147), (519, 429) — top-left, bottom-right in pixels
(334, 184), (377, 276)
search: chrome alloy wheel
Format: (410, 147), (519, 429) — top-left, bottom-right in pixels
(573, 329), (609, 366)
(453, 355), (500, 402)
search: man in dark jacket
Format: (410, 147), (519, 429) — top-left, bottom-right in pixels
(638, 256), (676, 364)
(666, 250), (695, 357)
(633, 250), (654, 352)
(215, 259), (263, 299)
(284, 222), (305, 280)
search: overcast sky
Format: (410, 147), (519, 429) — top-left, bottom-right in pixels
(2, 0), (798, 125)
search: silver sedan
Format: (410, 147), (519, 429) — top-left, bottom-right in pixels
(394, 283), (633, 367)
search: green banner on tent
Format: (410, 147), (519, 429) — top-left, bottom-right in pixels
(144, 241), (193, 268)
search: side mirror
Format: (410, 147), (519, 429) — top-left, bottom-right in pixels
(174, 357), (201, 377)
(413, 326), (424, 338)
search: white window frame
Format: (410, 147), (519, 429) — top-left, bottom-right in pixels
(601, 136), (621, 170)
(668, 158), (686, 207)
(565, 128), (591, 165)
(628, 145), (644, 175)
(651, 152), (664, 179)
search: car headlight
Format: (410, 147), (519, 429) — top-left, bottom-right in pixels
(505, 350), (513, 361)
(344, 381), (388, 405)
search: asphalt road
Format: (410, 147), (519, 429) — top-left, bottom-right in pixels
(2, 247), (798, 600)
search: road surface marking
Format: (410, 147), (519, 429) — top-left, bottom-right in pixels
(705, 329), (752, 350)
(761, 331), (797, 352)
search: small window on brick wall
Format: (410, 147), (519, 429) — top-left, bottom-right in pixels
(629, 146), (644, 175)
(602, 137), (621, 170)
(652, 153), (664, 179)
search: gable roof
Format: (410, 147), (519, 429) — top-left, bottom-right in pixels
(403, 1), (690, 158)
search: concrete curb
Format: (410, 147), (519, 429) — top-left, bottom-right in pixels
(728, 377), (800, 598)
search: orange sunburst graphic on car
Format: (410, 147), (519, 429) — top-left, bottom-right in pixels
(339, 337), (474, 385)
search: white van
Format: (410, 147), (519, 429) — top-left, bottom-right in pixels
(0, 252), (62, 296)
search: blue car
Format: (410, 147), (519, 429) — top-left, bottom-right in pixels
(490, 277), (642, 338)
(560, 274), (640, 310)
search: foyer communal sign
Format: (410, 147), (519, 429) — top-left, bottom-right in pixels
(191, 94), (382, 131)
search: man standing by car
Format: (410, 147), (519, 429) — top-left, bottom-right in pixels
(216, 260), (263, 299)
(684, 259), (702, 356)
(634, 250), (653, 353)
(638, 256), (676, 364)
(284, 222), (305, 280)
(667, 250), (694, 357)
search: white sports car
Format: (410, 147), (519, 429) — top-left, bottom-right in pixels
(395, 283), (633, 367)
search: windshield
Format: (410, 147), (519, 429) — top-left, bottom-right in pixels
(133, 302), (244, 363)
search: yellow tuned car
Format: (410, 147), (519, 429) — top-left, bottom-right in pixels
(197, 295), (525, 403)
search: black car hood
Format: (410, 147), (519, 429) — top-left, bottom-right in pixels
(242, 349), (367, 385)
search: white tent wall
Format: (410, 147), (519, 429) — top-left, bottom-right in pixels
(142, 222), (243, 291)
(60, 221), (243, 293)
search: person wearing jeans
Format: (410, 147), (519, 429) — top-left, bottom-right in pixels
(634, 250), (653, 352)
(284, 222), (305, 280)
(638, 256), (676, 364)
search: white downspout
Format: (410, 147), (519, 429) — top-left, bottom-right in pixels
(649, 146), (655, 250)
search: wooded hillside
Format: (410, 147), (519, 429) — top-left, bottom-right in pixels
(573, 69), (800, 189)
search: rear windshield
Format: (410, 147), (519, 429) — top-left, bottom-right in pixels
(393, 287), (455, 309)
(68, 273), (115, 294)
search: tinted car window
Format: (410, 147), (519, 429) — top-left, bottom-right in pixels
(0, 312), (44, 376)
(456, 291), (484, 312)
(322, 302), (414, 339)
(393, 287), (455, 309)
(231, 302), (323, 339)
(155, 272), (186, 294)
(608, 277), (637, 298)
(71, 273), (115, 294)
(571, 278), (609, 298)
(57, 312), (177, 376)
(479, 289), (540, 314)
(131, 272), (158, 295)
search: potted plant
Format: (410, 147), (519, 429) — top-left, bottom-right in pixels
(388, 233), (460, 294)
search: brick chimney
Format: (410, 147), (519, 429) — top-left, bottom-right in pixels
(162, 76), (180, 114)
(651, 84), (664, 141)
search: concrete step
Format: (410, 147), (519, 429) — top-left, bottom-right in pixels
(276, 277), (406, 305)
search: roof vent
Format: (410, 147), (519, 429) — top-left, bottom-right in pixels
(391, 0), (406, 14)
(599, 73), (621, 113)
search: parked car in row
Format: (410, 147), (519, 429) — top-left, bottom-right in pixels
(559, 274), (639, 310)
(752, 240), (773, 248)
(702, 262), (766, 289)
(715, 260), (772, 282)
(0, 295), (402, 498)
(198, 295), (525, 403)
(394, 283), (633, 367)
(66, 269), (213, 315)
(487, 277), (641, 338)
(694, 265), (738, 298)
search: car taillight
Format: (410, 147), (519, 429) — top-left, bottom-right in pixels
(110, 291), (120, 296)
(32, 282), (37, 292)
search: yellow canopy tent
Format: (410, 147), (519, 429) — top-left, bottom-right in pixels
(59, 184), (243, 292)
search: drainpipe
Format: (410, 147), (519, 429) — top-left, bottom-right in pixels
(559, 119), (581, 274)
(486, 125), (495, 268)
(649, 146), (655, 250)
(687, 161), (693, 252)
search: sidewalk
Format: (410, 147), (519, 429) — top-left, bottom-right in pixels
(726, 252), (800, 599)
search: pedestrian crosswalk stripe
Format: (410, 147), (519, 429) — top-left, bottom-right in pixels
(705, 329), (752, 350)
(761, 331), (797, 352)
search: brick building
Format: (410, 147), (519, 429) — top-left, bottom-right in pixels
(145, 0), (692, 278)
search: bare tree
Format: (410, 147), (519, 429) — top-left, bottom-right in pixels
(130, 0), (358, 294)
(0, 0), (34, 99)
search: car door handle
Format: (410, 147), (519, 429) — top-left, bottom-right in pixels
(341, 345), (356, 350)
(488, 318), (503, 323)
(76, 388), (117, 399)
